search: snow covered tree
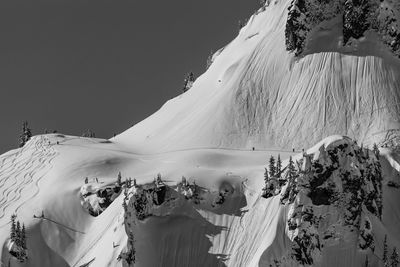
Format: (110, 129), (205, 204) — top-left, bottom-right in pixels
(285, 0), (308, 55)
(238, 20), (244, 31)
(21, 224), (26, 250)
(117, 172), (122, 186)
(262, 168), (272, 198)
(16, 221), (21, 247)
(343, 0), (371, 44)
(183, 72), (195, 92)
(276, 154), (282, 178)
(269, 156), (276, 177)
(122, 198), (128, 212)
(391, 247), (399, 267)
(156, 173), (163, 186)
(281, 156), (298, 204)
(10, 215), (16, 241)
(206, 50), (214, 70)
(287, 156), (297, 179)
(384, 235), (389, 266)
(373, 143), (380, 159)
(118, 232), (136, 265)
(264, 167), (269, 186)
(19, 121), (32, 147)
(82, 129), (95, 138)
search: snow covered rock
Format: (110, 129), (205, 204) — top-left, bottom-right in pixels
(80, 182), (122, 216)
(268, 136), (384, 265)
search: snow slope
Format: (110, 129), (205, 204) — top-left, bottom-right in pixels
(115, 0), (400, 153)
(0, 0), (400, 266)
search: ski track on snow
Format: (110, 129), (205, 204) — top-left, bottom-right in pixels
(0, 136), (59, 227)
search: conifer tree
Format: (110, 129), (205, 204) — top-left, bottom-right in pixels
(384, 235), (389, 266)
(364, 255), (369, 267)
(122, 199), (128, 212)
(10, 215), (16, 241)
(269, 156), (276, 177)
(391, 247), (399, 267)
(262, 168), (270, 197)
(16, 221), (21, 247)
(276, 154), (282, 178)
(264, 168), (269, 185)
(156, 173), (162, 184)
(288, 156), (296, 179)
(21, 224), (26, 250)
(128, 232), (136, 264)
(183, 72), (195, 92)
(19, 121), (32, 148)
(117, 172), (122, 186)
(373, 143), (380, 159)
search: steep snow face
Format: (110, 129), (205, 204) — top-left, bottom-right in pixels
(115, 0), (400, 153)
(121, 136), (399, 267)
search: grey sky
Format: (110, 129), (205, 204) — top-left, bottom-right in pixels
(0, 0), (258, 153)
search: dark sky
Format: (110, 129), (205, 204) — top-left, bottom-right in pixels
(0, 0), (257, 153)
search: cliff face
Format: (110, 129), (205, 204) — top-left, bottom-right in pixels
(115, 0), (400, 153)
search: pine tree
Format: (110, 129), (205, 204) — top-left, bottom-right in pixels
(373, 143), (380, 159)
(276, 154), (282, 178)
(269, 156), (276, 177)
(264, 168), (269, 185)
(10, 215), (16, 242)
(288, 156), (296, 179)
(117, 172), (122, 186)
(384, 235), (389, 266)
(122, 199), (128, 212)
(16, 221), (21, 247)
(287, 156), (298, 202)
(391, 247), (399, 267)
(262, 168), (270, 197)
(19, 121), (32, 147)
(183, 72), (195, 92)
(206, 50), (214, 70)
(21, 224), (26, 250)
(156, 173), (162, 184)
(364, 255), (369, 267)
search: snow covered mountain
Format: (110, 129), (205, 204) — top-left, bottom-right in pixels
(115, 0), (400, 153)
(1, 0), (400, 266)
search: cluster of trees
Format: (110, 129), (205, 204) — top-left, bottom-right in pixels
(178, 176), (201, 204)
(285, 0), (308, 55)
(183, 72), (195, 93)
(82, 129), (96, 138)
(9, 215), (27, 262)
(19, 121), (32, 148)
(262, 154), (288, 198)
(343, 0), (373, 44)
(130, 174), (167, 220)
(380, 235), (399, 267)
(118, 231), (136, 266)
(206, 50), (214, 70)
(285, 0), (400, 58)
